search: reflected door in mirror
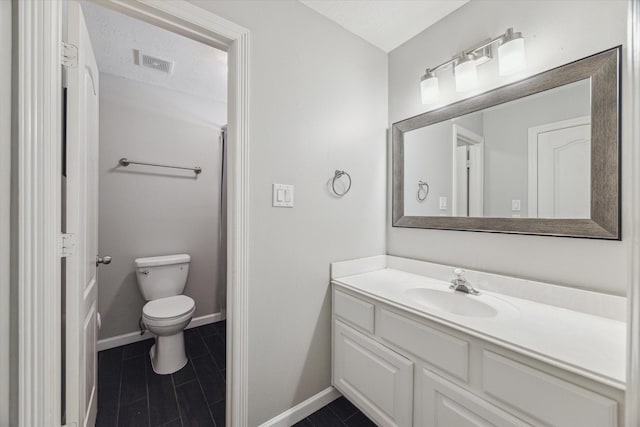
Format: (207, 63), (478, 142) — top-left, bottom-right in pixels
(528, 117), (591, 219)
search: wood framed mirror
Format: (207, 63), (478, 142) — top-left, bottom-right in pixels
(392, 47), (621, 239)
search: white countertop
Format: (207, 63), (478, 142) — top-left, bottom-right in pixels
(332, 267), (626, 390)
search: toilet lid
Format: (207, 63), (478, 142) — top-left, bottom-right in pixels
(143, 295), (195, 320)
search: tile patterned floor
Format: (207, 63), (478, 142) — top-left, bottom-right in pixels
(293, 397), (376, 427)
(97, 321), (374, 426)
(97, 321), (226, 427)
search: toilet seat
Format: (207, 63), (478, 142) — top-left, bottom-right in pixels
(143, 295), (195, 321)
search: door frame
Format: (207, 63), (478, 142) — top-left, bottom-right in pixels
(527, 116), (590, 218)
(17, 1), (250, 426)
(451, 124), (484, 217)
(627, 1), (640, 426)
(0, 1), (11, 425)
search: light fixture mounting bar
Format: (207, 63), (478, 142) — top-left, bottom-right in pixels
(426, 57), (458, 74)
(422, 28), (520, 75)
(420, 27), (525, 103)
(463, 36), (501, 56)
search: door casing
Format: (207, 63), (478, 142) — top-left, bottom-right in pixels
(17, 1), (250, 426)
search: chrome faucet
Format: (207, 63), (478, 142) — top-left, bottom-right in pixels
(450, 268), (479, 295)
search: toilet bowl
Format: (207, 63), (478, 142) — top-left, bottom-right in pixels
(135, 254), (195, 374)
(142, 294), (195, 374)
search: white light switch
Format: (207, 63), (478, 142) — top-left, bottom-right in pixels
(439, 196), (448, 210)
(273, 184), (294, 207)
(511, 199), (521, 211)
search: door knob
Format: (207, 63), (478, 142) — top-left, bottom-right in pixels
(96, 255), (112, 266)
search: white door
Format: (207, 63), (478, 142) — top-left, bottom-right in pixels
(455, 145), (469, 216)
(65, 1), (100, 426)
(528, 117), (591, 218)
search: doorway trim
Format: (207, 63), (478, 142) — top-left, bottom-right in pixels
(0, 1), (11, 425)
(17, 1), (63, 425)
(17, 1), (250, 426)
(527, 116), (590, 218)
(451, 124), (484, 217)
(627, 0), (640, 425)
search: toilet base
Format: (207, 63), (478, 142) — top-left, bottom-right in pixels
(149, 331), (188, 375)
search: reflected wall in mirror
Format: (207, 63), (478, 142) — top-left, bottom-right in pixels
(393, 47), (620, 239)
(404, 79), (591, 219)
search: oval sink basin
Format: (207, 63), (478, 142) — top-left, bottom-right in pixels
(404, 288), (501, 318)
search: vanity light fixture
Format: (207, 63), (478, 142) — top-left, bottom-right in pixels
(420, 70), (439, 104)
(454, 53), (478, 93)
(498, 28), (526, 75)
(419, 28), (526, 103)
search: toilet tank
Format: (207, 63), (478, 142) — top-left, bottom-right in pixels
(135, 254), (190, 301)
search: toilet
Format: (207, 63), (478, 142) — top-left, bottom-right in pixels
(135, 254), (196, 374)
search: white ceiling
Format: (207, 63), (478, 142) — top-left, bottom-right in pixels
(81, 1), (227, 103)
(299, 0), (469, 52)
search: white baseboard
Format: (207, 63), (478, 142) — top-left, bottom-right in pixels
(189, 312), (225, 329)
(96, 312), (225, 352)
(257, 387), (341, 427)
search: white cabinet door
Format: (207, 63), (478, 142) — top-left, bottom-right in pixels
(482, 351), (618, 427)
(334, 320), (414, 427)
(419, 368), (530, 427)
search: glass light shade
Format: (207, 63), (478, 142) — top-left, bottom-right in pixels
(454, 58), (478, 92)
(498, 37), (526, 75)
(420, 75), (439, 104)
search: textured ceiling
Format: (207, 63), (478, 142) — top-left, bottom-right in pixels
(299, 0), (469, 52)
(81, 1), (227, 103)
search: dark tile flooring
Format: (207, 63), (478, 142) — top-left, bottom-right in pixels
(97, 321), (374, 426)
(97, 321), (226, 427)
(293, 397), (376, 427)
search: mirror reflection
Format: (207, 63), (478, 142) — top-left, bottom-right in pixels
(404, 78), (591, 219)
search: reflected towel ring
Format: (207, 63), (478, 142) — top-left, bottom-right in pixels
(332, 170), (352, 197)
(417, 180), (429, 202)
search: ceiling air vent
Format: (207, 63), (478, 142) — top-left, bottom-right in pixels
(133, 49), (175, 75)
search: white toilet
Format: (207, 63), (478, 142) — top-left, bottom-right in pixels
(135, 254), (196, 374)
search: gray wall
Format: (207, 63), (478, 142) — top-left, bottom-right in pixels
(403, 112), (483, 217)
(483, 81), (590, 217)
(189, 1), (388, 425)
(404, 122), (453, 216)
(1, 1), (11, 425)
(388, 0), (630, 296)
(98, 73), (227, 340)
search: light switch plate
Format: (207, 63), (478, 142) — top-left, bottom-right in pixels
(273, 184), (294, 207)
(439, 196), (448, 210)
(511, 199), (521, 211)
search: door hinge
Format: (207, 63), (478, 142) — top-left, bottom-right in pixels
(59, 233), (77, 257)
(61, 42), (78, 67)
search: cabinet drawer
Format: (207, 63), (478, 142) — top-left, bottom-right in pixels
(333, 320), (413, 427)
(482, 351), (617, 427)
(334, 289), (374, 333)
(419, 368), (531, 427)
(378, 309), (469, 382)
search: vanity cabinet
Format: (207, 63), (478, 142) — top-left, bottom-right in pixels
(419, 368), (530, 427)
(331, 287), (623, 427)
(333, 320), (414, 426)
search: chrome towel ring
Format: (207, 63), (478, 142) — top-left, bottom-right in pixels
(417, 180), (429, 202)
(332, 170), (352, 197)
